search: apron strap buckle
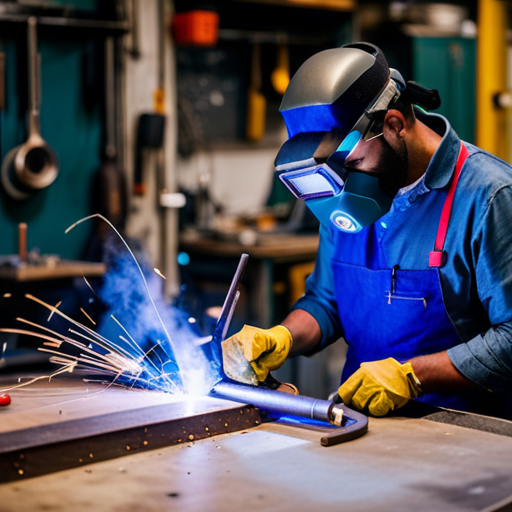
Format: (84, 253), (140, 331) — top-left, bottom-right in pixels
(429, 249), (445, 268)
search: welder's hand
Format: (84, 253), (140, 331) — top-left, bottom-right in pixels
(221, 325), (292, 385)
(337, 357), (422, 417)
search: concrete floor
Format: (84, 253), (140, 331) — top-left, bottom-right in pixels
(2, 412), (512, 512)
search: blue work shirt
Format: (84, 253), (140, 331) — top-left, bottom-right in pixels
(293, 112), (512, 393)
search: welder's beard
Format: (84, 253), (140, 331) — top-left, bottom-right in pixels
(377, 137), (409, 198)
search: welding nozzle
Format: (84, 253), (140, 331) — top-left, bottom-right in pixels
(329, 403), (344, 427)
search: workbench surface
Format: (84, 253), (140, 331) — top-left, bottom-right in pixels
(1, 375), (512, 512)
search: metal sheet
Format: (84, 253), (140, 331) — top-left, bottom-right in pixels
(0, 375), (261, 483)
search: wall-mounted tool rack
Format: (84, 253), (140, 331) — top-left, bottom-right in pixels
(0, 1), (130, 260)
(174, 0), (354, 148)
(0, 3), (129, 33)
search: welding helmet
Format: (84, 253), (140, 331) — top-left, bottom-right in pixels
(275, 42), (405, 233)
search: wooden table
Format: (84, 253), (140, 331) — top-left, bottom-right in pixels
(2, 372), (512, 512)
(0, 259), (106, 282)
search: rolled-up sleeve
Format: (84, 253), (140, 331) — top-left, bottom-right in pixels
(291, 224), (343, 350)
(448, 185), (512, 391)
(448, 323), (512, 391)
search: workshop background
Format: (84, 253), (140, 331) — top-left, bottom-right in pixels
(0, 0), (509, 402)
(3, 2), (512, 511)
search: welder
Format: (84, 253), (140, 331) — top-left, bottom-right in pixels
(222, 42), (512, 418)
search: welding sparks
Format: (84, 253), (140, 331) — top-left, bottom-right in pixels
(65, 215), (175, 360)
(0, 295), (181, 395)
(153, 268), (166, 280)
(82, 275), (99, 297)
(80, 307), (96, 325)
(0, 213), (220, 397)
(48, 300), (62, 322)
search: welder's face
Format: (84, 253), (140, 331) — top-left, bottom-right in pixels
(344, 134), (409, 198)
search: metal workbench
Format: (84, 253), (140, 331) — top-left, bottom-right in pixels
(1, 374), (512, 512)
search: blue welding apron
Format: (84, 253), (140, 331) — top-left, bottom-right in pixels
(332, 143), (497, 413)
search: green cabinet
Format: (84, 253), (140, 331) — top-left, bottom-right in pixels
(0, 37), (103, 259)
(412, 36), (476, 144)
(0, 0), (122, 260)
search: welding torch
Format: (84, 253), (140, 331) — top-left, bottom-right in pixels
(207, 254), (369, 445)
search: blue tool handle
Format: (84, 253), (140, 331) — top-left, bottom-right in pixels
(211, 381), (369, 446)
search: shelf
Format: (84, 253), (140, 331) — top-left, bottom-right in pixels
(0, 14), (129, 32)
(218, 28), (339, 45)
(0, 259), (106, 282)
(0, 3), (129, 33)
(232, 0), (356, 11)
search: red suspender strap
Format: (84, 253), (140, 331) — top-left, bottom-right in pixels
(429, 142), (469, 268)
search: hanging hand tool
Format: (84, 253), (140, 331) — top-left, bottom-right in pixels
(246, 41), (266, 142)
(128, 0), (141, 59)
(133, 114), (165, 197)
(0, 48), (5, 116)
(207, 254), (369, 445)
(18, 222), (28, 263)
(0, 49), (5, 177)
(1, 17), (59, 200)
(271, 38), (290, 95)
(96, 36), (127, 237)
(133, 0), (166, 197)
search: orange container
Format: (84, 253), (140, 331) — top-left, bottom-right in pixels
(172, 10), (219, 47)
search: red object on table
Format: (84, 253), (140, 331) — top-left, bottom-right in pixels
(0, 394), (11, 406)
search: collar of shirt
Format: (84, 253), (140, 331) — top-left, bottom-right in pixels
(391, 110), (461, 212)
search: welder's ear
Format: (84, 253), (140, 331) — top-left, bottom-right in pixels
(384, 109), (407, 140)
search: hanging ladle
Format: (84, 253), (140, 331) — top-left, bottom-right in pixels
(1, 17), (58, 200)
(271, 39), (290, 96)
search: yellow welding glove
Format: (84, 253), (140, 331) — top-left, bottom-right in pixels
(338, 358), (422, 417)
(221, 325), (292, 385)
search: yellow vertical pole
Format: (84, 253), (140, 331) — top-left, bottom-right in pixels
(477, 0), (508, 160)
